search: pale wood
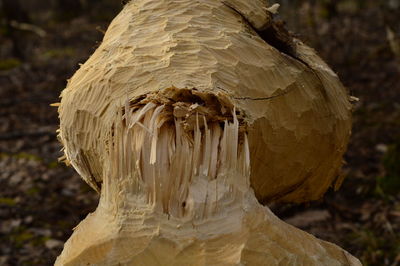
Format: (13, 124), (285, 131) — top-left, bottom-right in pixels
(55, 0), (360, 265)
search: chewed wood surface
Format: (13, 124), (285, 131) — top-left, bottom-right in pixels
(56, 0), (359, 265)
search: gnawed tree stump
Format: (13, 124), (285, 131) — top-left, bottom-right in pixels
(55, 0), (361, 265)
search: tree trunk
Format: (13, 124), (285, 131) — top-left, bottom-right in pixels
(1, 0), (30, 58)
(55, 0), (361, 264)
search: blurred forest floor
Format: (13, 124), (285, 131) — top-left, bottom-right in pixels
(0, 0), (399, 265)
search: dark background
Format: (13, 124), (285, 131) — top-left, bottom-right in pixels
(0, 0), (399, 265)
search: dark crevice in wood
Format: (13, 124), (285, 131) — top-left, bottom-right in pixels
(257, 20), (297, 59)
